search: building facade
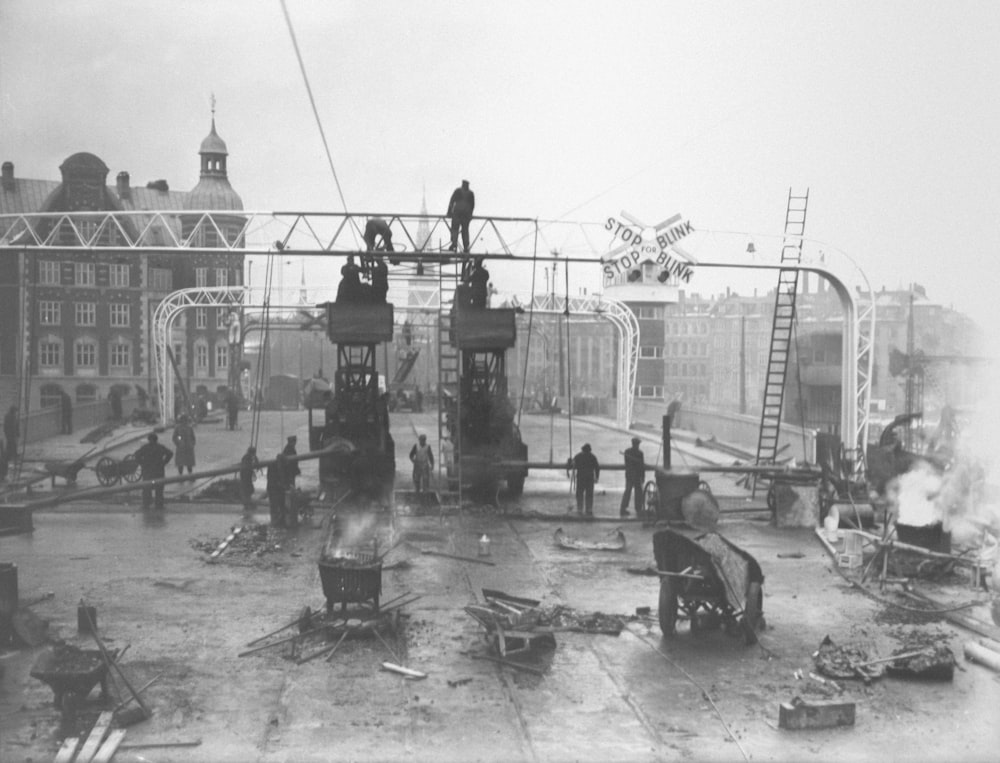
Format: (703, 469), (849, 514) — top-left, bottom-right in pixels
(0, 118), (244, 413)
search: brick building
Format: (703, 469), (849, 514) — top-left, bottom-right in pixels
(0, 117), (244, 413)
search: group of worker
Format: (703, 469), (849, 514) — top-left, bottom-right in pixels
(336, 180), (488, 305)
(239, 435), (302, 528)
(567, 437), (647, 519)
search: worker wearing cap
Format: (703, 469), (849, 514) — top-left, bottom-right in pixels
(620, 437), (646, 518)
(569, 443), (600, 518)
(134, 433), (173, 511)
(410, 434), (434, 493)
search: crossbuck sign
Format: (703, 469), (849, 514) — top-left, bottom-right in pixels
(601, 211), (697, 284)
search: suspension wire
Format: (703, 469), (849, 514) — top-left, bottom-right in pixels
(514, 222), (539, 431)
(250, 253), (277, 450)
(279, 0), (356, 244)
(563, 250), (573, 456)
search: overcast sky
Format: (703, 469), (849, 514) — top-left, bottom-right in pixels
(2, 0), (998, 349)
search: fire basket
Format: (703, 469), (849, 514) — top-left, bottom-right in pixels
(318, 551), (382, 615)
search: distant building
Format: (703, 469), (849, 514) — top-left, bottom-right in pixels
(0, 117), (245, 412)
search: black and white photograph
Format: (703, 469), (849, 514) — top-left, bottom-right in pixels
(1, 1), (998, 761)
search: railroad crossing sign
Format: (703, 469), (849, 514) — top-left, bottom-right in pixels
(601, 210), (697, 284)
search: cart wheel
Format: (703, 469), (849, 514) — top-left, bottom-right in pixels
(643, 481), (659, 520)
(60, 691), (81, 715)
(122, 454), (142, 483)
(766, 485), (778, 516)
(96, 456), (118, 486)
(658, 577), (679, 636)
(741, 581), (762, 645)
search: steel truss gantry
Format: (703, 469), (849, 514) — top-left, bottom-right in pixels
(1, 210), (873, 467)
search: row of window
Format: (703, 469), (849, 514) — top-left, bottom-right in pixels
(40, 301), (132, 327)
(667, 322), (710, 335)
(39, 303), (236, 330)
(39, 339), (133, 369)
(38, 339), (231, 371)
(38, 261), (130, 287)
(37, 261), (239, 290)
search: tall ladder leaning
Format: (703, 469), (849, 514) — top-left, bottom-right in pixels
(752, 188), (809, 498)
(436, 258), (464, 511)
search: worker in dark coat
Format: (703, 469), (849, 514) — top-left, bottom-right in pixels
(239, 445), (259, 513)
(569, 443), (600, 518)
(226, 390), (239, 431)
(282, 436), (301, 489)
(370, 256), (389, 304)
(447, 179), (475, 253)
(172, 414), (196, 478)
(266, 453), (289, 528)
(134, 433), (173, 510)
(363, 218), (394, 252)
(467, 256), (490, 309)
(60, 391), (73, 435)
(336, 256), (364, 303)
(619, 437), (646, 518)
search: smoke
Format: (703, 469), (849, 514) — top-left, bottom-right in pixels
(322, 512), (379, 559)
(893, 461), (943, 527)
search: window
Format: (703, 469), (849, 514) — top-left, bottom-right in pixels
(39, 301), (61, 325)
(636, 306), (664, 320)
(40, 339), (62, 368)
(195, 308), (207, 329)
(76, 383), (98, 403)
(639, 346), (664, 359)
(173, 344), (184, 365)
(109, 303), (130, 327)
(109, 263), (129, 287)
(40, 260), (60, 285)
(215, 268), (228, 287)
(109, 342), (131, 369)
(195, 343), (208, 370)
(216, 309), (229, 330)
(637, 385), (664, 399)
(150, 268), (172, 291)
(195, 268), (208, 287)
(75, 302), (96, 326)
(215, 343), (229, 370)
(74, 341), (97, 368)
(75, 262), (95, 286)
(40, 383), (63, 408)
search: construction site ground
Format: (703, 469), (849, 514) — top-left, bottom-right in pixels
(1, 409), (998, 762)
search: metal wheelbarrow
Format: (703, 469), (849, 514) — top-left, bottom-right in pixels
(30, 644), (115, 711)
(652, 528), (765, 645)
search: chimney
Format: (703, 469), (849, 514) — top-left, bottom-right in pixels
(116, 171), (131, 200)
(1, 161), (13, 192)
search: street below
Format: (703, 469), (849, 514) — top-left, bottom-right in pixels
(1, 410), (998, 762)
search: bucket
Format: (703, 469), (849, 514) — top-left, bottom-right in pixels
(77, 605), (98, 635)
(0, 563), (17, 646)
(654, 470), (701, 522)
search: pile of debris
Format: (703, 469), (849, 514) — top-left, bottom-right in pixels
(190, 523), (285, 560)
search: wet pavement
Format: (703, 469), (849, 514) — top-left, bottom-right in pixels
(1, 410), (999, 762)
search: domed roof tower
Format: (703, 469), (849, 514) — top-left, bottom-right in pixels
(187, 112), (243, 211)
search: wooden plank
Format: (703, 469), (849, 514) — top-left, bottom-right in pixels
(54, 736), (81, 763)
(75, 711), (114, 763)
(778, 699), (855, 730)
(91, 729), (126, 763)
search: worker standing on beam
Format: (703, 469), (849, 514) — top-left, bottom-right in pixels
(447, 179), (475, 253)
